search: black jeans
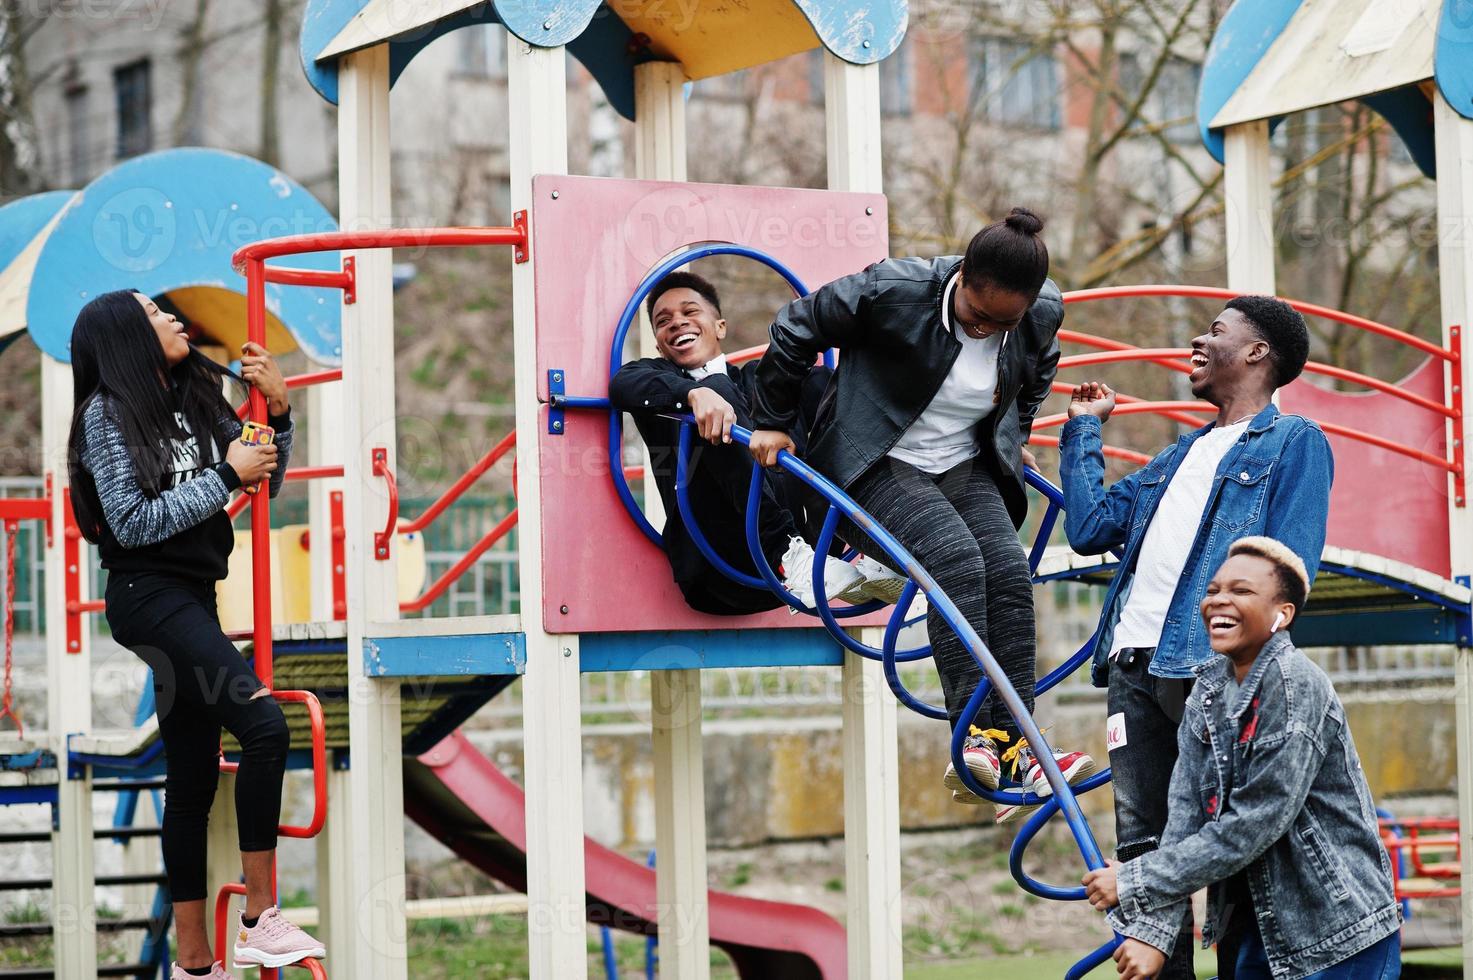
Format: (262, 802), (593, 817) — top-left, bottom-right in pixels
(839, 455), (1035, 737)
(1107, 646), (1196, 979)
(105, 573), (290, 903)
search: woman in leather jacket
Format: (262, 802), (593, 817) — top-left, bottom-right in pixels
(748, 208), (1096, 824)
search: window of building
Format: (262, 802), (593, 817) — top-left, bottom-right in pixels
(66, 84), (90, 185)
(113, 59), (152, 160)
(456, 23), (506, 77)
(971, 37), (1060, 130)
(880, 39), (911, 116)
(1119, 53), (1201, 144)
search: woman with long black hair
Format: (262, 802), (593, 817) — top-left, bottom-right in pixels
(68, 290), (326, 978)
(748, 208), (1096, 824)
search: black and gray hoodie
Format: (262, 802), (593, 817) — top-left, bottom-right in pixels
(78, 392), (294, 583)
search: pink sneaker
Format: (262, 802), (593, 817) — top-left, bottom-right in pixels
(171, 964), (233, 980)
(232, 906), (326, 968)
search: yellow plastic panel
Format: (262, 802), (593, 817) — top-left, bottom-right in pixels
(621, 0), (820, 81)
(166, 286), (300, 358)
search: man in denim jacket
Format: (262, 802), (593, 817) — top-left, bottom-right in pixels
(1083, 539), (1400, 979)
(1060, 296), (1334, 977)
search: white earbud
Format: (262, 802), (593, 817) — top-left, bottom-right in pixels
(1271, 611), (1285, 633)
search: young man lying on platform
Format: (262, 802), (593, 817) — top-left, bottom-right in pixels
(1082, 538), (1401, 980)
(610, 271), (904, 615)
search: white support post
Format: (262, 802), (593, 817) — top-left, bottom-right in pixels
(507, 37), (587, 980)
(1432, 92), (1473, 972)
(42, 351), (98, 980)
(632, 60), (689, 530)
(1222, 121), (1276, 294)
(206, 773), (241, 969)
(306, 310), (348, 958)
(633, 60), (711, 980)
(825, 53), (903, 980)
(337, 44), (407, 980)
(315, 767), (354, 963)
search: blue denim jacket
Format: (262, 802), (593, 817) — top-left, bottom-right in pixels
(1107, 633), (1401, 979)
(1060, 405), (1333, 683)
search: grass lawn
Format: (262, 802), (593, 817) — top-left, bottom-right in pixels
(397, 914), (1464, 978)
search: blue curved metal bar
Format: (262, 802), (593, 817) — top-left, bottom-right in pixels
(738, 461), (883, 621)
(698, 422), (1111, 878)
(1008, 769), (1114, 898)
(1067, 938), (1125, 980)
(880, 580), (947, 719)
(674, 424), (770, 591)
(605, 243), (818, 549)
(1036, 635), (1098, 698)
(783, 501), (933, 658)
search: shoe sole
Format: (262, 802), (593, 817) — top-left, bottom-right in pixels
(232, 946), (326, 968)
(859, 576), (909, 605)
(943, 757), (1000, 804)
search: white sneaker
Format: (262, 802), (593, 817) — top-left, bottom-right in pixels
(781, 537), (864, 609)
(853, 554), (911, 604)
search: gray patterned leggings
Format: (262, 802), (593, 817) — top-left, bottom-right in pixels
(841, 455), (1036, 737)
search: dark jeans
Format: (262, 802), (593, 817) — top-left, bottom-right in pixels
(1222, 912), (1400, 979)
(1108, 646), (1196, 980)
(839, 455), (1035, 737)
(105, 573), (290, 903)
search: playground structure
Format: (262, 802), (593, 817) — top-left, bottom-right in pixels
(0, 0), (1471, 979)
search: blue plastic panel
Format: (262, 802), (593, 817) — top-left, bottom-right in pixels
(26, 148), (342, 365)
(363, 630), (528, 676)
(580, 628), (843, 672)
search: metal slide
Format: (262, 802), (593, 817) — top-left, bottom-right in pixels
(403, 728), (847, 980)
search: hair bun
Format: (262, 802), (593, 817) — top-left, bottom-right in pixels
(1004, 207), (1044, 235)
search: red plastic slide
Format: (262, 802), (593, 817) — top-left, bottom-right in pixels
(404, 731), (847, 979)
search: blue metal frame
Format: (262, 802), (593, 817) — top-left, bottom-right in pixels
(561, 240), (1123, 973)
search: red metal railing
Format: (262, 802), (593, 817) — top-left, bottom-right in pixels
(1380, 817), (1461, 900)
(217, 224), (529, 978)
(730, 284), (1465, 499)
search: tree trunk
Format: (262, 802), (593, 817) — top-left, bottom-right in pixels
(0, 2), (43, 196)
(260, 0), (283, 167)
(173, 0), (212, 145)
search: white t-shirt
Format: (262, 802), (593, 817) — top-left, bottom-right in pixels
(1108, 419), (1251, 656)
(888, 273), (1006, 474)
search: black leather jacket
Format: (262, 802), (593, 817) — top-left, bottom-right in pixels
(751, 256), (1063, 528)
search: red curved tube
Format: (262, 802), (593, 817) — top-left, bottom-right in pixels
(400, 509), (519, 613)
(273, 688), (328, 839)
(231, 225), (526, 270)
(399, 430), (516, 534)
(1061, 284), (1453, 362)
(372, 448), (397, 561)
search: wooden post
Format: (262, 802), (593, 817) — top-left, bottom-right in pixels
(43, 351), (98, 980)
(634, 60), (711, 980)
(507, 35), (587, 980)
(307, 297), (348, 961)
(1433, 91), (1473, 973)
(337, 43), (407, 980)
(825, 52), (903, 980)
(1222, 121), (1276, 294)
(206, 772), (241, 970)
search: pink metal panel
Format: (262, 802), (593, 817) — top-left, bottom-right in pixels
(1280, 356), (1451, 577)
(530, 175), (889, 633)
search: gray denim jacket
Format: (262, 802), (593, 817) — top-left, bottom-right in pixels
(1108, 633), (1400, 980)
